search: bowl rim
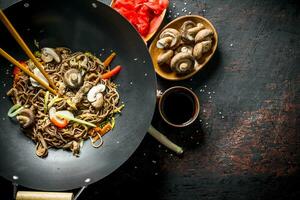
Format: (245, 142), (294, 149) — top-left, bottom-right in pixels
(149, 15), (218, 81)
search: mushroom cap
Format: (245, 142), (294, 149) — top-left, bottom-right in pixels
(156, 37), (173, 49)
(157, 50), (174, 65)
(195, 29), (213, 43)
(157, 28), (181, 49)
(175, 45), (193, 55)
(201, 40), (213, 53)
(63, 68), (83, 89)
(16, 108), (35, 128)
(170, 52), (195, 74)
(41, 47), (61, 63)
(193, 42), (203, 60)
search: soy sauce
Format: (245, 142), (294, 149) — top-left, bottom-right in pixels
(161, 91), (195, 125)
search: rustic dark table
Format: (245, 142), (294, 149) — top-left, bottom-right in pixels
(1, 0), (299, 199)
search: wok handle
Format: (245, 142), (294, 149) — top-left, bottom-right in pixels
(16, 191), (73, 200)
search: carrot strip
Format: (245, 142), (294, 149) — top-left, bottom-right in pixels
(103, 52), (116, 67)
(92, 123), (112, 142)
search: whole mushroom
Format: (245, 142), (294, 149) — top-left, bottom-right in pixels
(181, 21), (204, 43)
(157, 50), (174, 65)
(63, 68), (83, 89)
(193, 40), (213, 60)
(41, 47), (61, 63)
(180, 20), (196, 33)
(193, 42), (203, 60)
(187, 23), (205, 35)
(195, 29), (213, 43)
(156, 28), (181, 49)
(16, 108), (35, 128)
(170, 52), (195, 74)
(200, 40), (213, 53)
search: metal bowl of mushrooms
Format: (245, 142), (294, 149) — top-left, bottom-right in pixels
(149, 15), (218, 81)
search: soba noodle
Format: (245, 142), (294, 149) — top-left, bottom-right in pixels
(7, 47), (121, 157)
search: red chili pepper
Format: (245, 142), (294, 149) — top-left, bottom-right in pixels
(13, 61), (26, 76)
(13, 66), (21, 76)
(50, 116), (68, 129)
(101, 65), (122, 79)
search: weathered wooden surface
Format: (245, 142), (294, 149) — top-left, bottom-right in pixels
(1, 0), (299, 199)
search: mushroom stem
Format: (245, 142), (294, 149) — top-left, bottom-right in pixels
(157, 37), (173, 49)
(148, 125), (184, 155)
(157, 50), (174, 65)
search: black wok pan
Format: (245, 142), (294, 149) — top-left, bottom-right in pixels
(0, 0), (156, 192)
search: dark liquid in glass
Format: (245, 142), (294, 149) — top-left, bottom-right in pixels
(162, 91), (195, 125)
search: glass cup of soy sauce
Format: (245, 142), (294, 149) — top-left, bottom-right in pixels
(158, 86), (200, 128)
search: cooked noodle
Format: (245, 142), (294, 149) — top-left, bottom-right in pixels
(7, 47), (120, 157)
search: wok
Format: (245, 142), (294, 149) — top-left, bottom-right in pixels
(0, 0), (156, 193)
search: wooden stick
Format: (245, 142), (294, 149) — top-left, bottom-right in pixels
(16, 191), (73, 200)
(0, 10), (58, 91)
(0, 48), (58, 95)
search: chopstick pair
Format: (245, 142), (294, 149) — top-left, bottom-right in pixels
(0, 10), (58, 95)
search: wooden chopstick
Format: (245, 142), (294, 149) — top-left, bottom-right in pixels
(0, 10), (58, 91)
(0, 48), (58, 95)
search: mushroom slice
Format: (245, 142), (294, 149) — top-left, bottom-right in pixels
(30, 67), (49, 88)
(157, 50), (174, 65)
(195, 29), (214, 43)
(87, 84), (106, 102)
(87, 84), (106, 109)
(170, 52), (195, 74)
(69, 58), (78, 67)
(76, 54), (88, 69)
(35, 133), (48, 157)
(91, 93), (104, 109)
(64, 68), (83, 89)
(55, 47), (71, 55)
(41, 47), (61, 63)
(58, 82), (66, 95)
(157, 28), (181, 49)
(70, 141), (80, 156)
(16, 108), (35, 128)
(72, 82), (93, 105)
